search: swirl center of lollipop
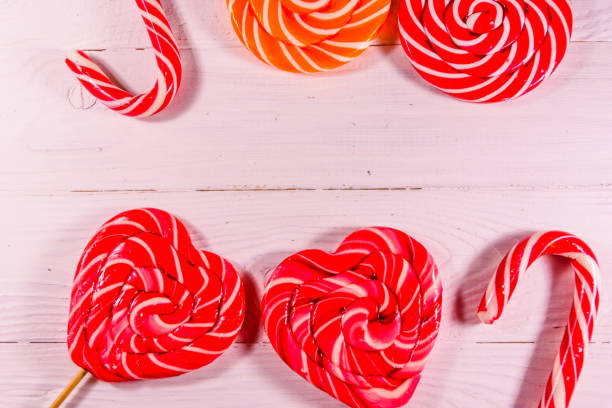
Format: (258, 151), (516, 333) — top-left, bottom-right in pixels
(308, 277), (404, 368)
(437, 0), (527, 56)
(465, 1), (504, 34)
(128, 291), (192, 337)
(121, 266), (194, 338)
(341, 295), (401, 351)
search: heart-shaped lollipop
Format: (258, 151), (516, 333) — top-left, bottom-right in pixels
(66, 208), (245, 382)
(261, 227), (442, 408)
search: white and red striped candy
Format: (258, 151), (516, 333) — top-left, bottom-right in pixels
(65, 0), (181, 117)
(398, 0), (573, 102)
(262, 227), (442, 408)
(67, 208), (245, 381)
(227, 0), (391, 73)
(478, 231), (600, 408)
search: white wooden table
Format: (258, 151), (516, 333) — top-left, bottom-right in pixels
(1, 1), (611, 407)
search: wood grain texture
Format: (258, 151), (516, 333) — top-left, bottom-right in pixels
(1, 341), (610, 408)
(1, 42), (612, 192)
(1, 190), (610, 343)
(1, 0), (610, 49)
(1, 0), (611, 406)
(1, 3), (612, 192)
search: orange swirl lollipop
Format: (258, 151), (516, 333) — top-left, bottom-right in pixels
(227, 0), (391, 72)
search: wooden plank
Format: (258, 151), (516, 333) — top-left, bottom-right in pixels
(1, 42), (612, 192)
(1, 189), (610, 343)
(1, 341), (610, 407)
(3, 3), (611, 406)
(1, 0), (610, 49)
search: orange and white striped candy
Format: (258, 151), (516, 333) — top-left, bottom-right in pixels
(227, 0), (391, 72)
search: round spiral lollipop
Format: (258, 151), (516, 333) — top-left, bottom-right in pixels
(262, 227), (442, 408)
(398, 0), (573, 102)
(227, 0), (391, 72)
(50, 209), (245, 407)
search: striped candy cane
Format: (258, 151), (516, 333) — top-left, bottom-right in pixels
(478, 231), (600, 408)
(227, 0), (391, 73)
(65, 0), (182, 117)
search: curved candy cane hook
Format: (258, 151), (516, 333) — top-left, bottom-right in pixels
(65, 0), (182, 117)
(478, 231), (600, 408)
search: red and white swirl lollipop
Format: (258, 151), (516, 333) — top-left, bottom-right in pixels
(262, 227), (442, 408)
(478, 231), (600, 408)
(51, 208), (245, 407)
(65, 0), (182, 117)
(398, 0), (573, 102)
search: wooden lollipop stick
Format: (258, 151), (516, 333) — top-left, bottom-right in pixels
(49, 368), (88, 408)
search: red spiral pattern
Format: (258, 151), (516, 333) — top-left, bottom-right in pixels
(478, 231), (600, 408)
(398, 0), (573, 102)
(262, 227), (442, 408)
(67, 208), (245, 381)
(65, 0), (182, 117)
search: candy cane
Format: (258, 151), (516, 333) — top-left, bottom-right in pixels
(398, 0), (573, 102)
(478, 231), (600, 408)
(65, 0), (182, 117)
(226, 0), (391, 73)
(262, 227), (443, 408)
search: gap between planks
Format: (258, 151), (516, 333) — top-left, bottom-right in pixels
(77, 38), (612, 54)
(59, 185), (612, 194)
